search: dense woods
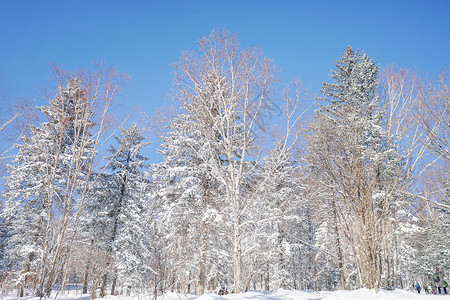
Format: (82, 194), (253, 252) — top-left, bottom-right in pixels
(0, 30), (448, 298)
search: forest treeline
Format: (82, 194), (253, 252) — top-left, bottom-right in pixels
(0, 30), (448, 298)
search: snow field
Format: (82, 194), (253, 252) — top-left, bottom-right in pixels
(10, 289), (445, 300)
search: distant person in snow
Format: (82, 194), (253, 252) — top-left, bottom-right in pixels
(416, 283), (421, 294)
(434, 267), (446, 294)
(423, 282), (430, 294)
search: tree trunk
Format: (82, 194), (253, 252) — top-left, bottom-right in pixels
(110, 270), (117, 295)
(277, 232), (285, 289)
(18, 252), (34, 297)
(198, 230), (207, 295)
(90, 277), (99, 300)
(331, 197), (345, 290)
(232, 195), (242, 293)
(99, 273), (108, 297)
(82, 263), (89, 294)
(187, 271), (191, 294)
(264, 263), (270, 291)
(101, 176), (126, 297)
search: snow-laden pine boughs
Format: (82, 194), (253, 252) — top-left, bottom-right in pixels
(84, 123), (152, 294)
(154, 105), (232, 295)
(253, 145), (308, 290)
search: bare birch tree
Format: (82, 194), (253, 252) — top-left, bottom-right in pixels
(419, 69), (449, 162)
(169, 29), (305, 293)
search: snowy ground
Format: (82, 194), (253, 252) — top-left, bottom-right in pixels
(5, 289), (450, 300)
(188, 289), (449, 300)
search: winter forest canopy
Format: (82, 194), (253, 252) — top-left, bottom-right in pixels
(0, 29), (448, 298)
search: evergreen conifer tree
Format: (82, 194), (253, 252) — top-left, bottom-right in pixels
(84, 123), (151, 296)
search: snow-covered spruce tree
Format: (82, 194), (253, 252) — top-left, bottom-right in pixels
(307, 47), (403, 289)
(2, 78), (97, 297)
(84, 123), (151, 296)
(82, 172), (115, 297)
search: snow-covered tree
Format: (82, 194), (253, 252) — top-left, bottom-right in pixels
(168, 29), (309, 293)
(154, 85), (232, 294)
(413, 163), (450, 287)
(2, 78), (97, 296)
(151, 30), (310, 294)
(252, 145), (306, 290)
(84, 123), (151, 296)
(2, 64), (124, 297)
(307, 46), (404, 289)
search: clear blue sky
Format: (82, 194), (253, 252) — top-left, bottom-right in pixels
(1, 0), (449, 159)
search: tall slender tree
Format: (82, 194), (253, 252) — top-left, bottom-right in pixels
(307, 47), (403, 289)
